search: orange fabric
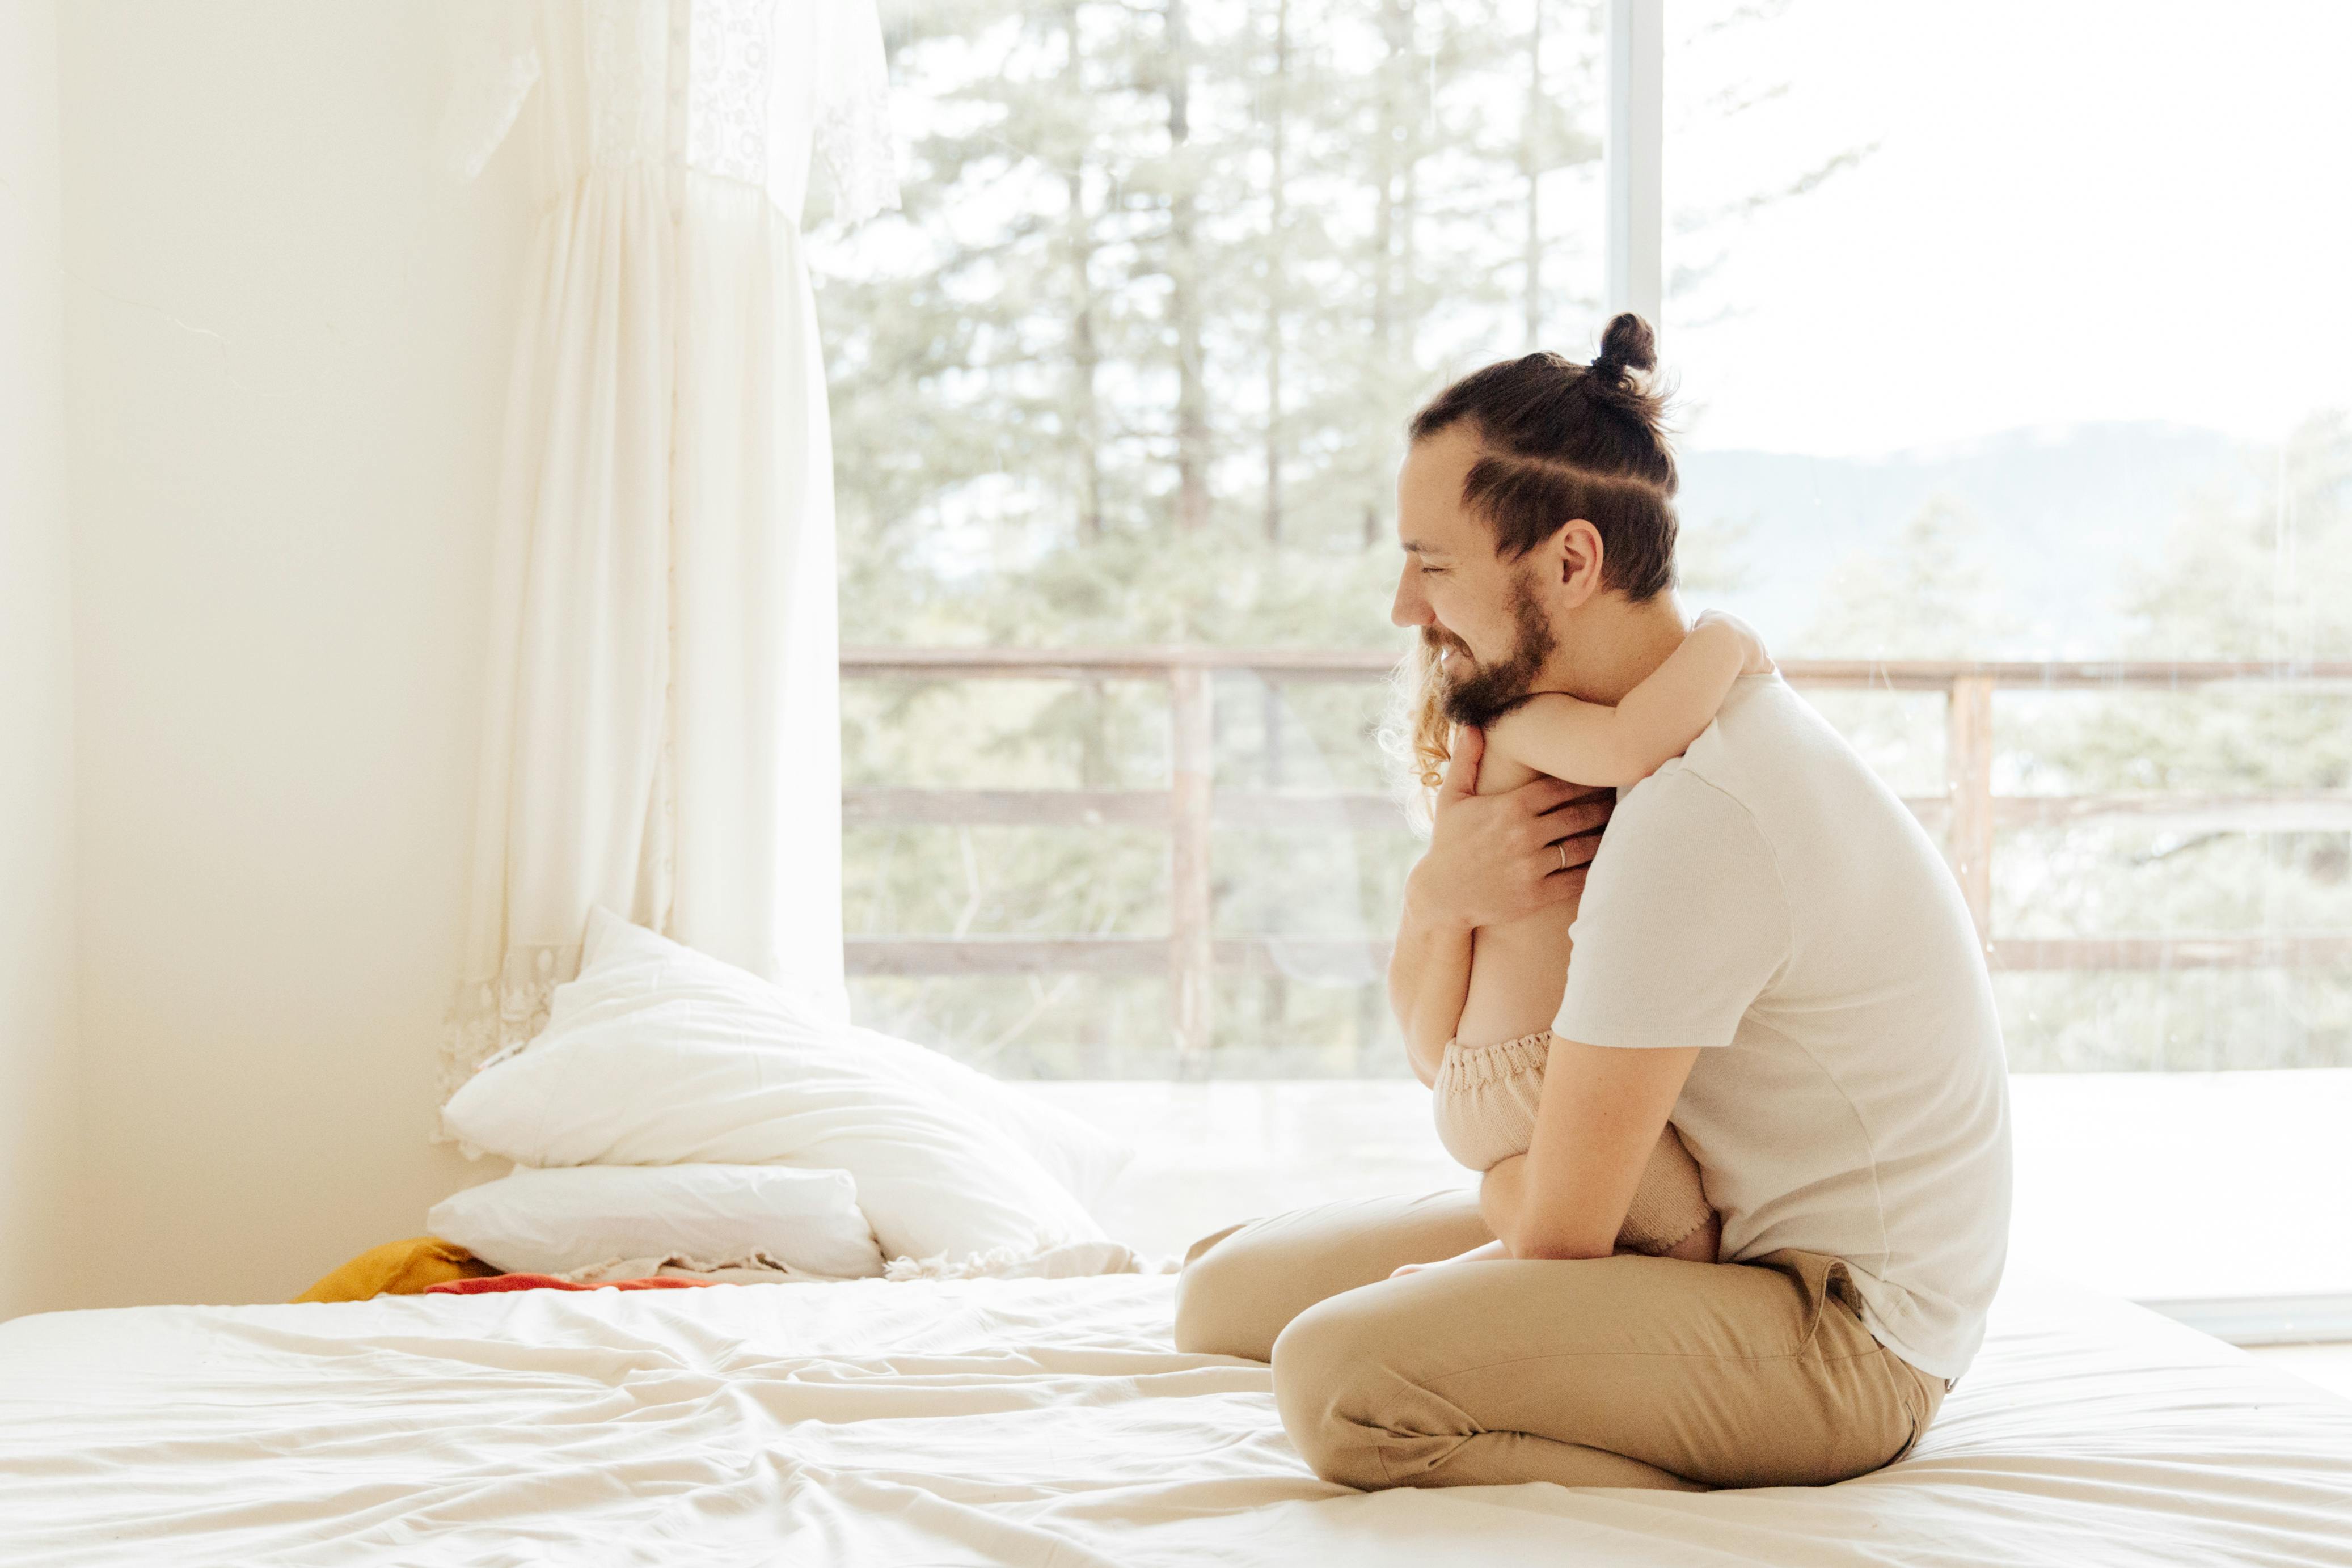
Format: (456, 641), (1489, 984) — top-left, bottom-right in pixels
(293, 1236), (501, 1303)
(425, 1273), (720, 1295)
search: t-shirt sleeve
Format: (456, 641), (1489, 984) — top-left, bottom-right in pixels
(1553, 768), (1791, 1050)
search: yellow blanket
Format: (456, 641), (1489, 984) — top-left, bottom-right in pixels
(294, 1236), (500, 1303)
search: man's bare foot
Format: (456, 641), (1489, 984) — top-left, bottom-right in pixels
(1390, 1239), (1511, 1278)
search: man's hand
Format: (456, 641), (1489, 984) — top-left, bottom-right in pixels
(1389, 725), (1616, 1084)
(1404, 726), (1615, 935)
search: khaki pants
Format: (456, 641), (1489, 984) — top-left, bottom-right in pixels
(1173, 1189), (1950, 1492)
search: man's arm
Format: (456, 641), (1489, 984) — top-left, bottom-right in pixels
(1387, 727), (1614, 1087)
(1479, 1039), (1702, 1258)
(1477, 770), (1788, 1256)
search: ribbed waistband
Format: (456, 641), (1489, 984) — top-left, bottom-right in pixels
(1438, 1029), (1555, 1087)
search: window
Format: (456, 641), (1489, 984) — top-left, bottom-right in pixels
(815, 0), (1627, 1076)
(813, 0), (2351, 1309)
(1665, 0), (2352, 1307)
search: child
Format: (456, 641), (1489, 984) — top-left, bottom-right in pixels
(1393, 609), (1773, 1277)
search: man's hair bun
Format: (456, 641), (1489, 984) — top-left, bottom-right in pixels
(1592, 311), (1657, 378)
(1407, 309), (1680, 600)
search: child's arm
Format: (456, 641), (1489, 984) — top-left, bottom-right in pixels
(1486, 611), (1769, 787)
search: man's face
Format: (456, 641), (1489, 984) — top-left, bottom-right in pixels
(1391, 425), (1559, 727)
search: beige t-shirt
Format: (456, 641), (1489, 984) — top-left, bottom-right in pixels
(1554, 673), (2012, 1383)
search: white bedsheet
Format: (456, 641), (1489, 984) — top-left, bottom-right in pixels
(3, 1264), (2348, 1567)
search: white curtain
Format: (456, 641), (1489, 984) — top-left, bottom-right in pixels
(433, 0), (897, 1117)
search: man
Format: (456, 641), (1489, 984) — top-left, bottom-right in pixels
(1172, 333), (2012, 1492)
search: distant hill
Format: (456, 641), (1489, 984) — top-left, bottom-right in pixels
(1682, 421), (2260, 657)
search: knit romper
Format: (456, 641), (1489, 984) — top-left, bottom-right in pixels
(1431, 1028), (1714, 1256)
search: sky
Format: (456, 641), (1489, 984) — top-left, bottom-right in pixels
(1661, 0), (2352, 457)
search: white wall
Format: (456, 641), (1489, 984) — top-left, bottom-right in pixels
(0, 0), (85, 1322)
(61, 2), (536, 1306)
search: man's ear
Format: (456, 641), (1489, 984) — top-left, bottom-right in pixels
(1551, 518), (1606, 608)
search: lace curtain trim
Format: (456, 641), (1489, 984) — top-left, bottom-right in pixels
(685, 0), (774, 187)
(810, 1), (900, 228)
(584, 0), (673, 171)
(434, 0), (901, 226)
(438, 941), (582, 1113)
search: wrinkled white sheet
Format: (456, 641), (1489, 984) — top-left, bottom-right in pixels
(2, 1265), (2348, 1567)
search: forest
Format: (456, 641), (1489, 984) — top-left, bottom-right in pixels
(810, 0), (2352, 1078)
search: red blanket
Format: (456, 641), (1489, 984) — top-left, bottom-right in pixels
(424, 1273), (720, 1295)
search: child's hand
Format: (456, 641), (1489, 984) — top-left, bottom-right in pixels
(1694, 608), (1774, 676)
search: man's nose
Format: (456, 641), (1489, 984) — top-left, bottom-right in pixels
(1391, 572), (1431, 629)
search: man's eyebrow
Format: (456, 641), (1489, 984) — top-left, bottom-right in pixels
(1400, 539), (1450, 557)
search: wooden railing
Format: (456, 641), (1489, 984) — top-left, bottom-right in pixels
(843, 648), (2352, 1055)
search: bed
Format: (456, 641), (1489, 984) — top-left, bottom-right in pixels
(4, 1262), (2348, 1566)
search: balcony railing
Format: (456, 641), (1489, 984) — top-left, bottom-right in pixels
(843, 648), (2352, 1056)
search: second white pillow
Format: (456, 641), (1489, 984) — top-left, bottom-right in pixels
(428, 1164), (887, 1279)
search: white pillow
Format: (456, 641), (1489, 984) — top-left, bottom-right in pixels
(428, 1164), (886, 1279)
(531, 910), (1132, 1212)
(842, 1026), (1134, 1214)
(440, 910), (1109, 1267)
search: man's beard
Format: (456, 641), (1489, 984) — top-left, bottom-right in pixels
(1432, 569), (1558, 729)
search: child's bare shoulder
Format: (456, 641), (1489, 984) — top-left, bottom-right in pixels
(1691, 608), (1775, 675)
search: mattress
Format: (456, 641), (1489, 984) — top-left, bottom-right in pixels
(3, 1263), (2347, 1567)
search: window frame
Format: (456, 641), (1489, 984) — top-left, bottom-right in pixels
(1606, 0), (1665, 319)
